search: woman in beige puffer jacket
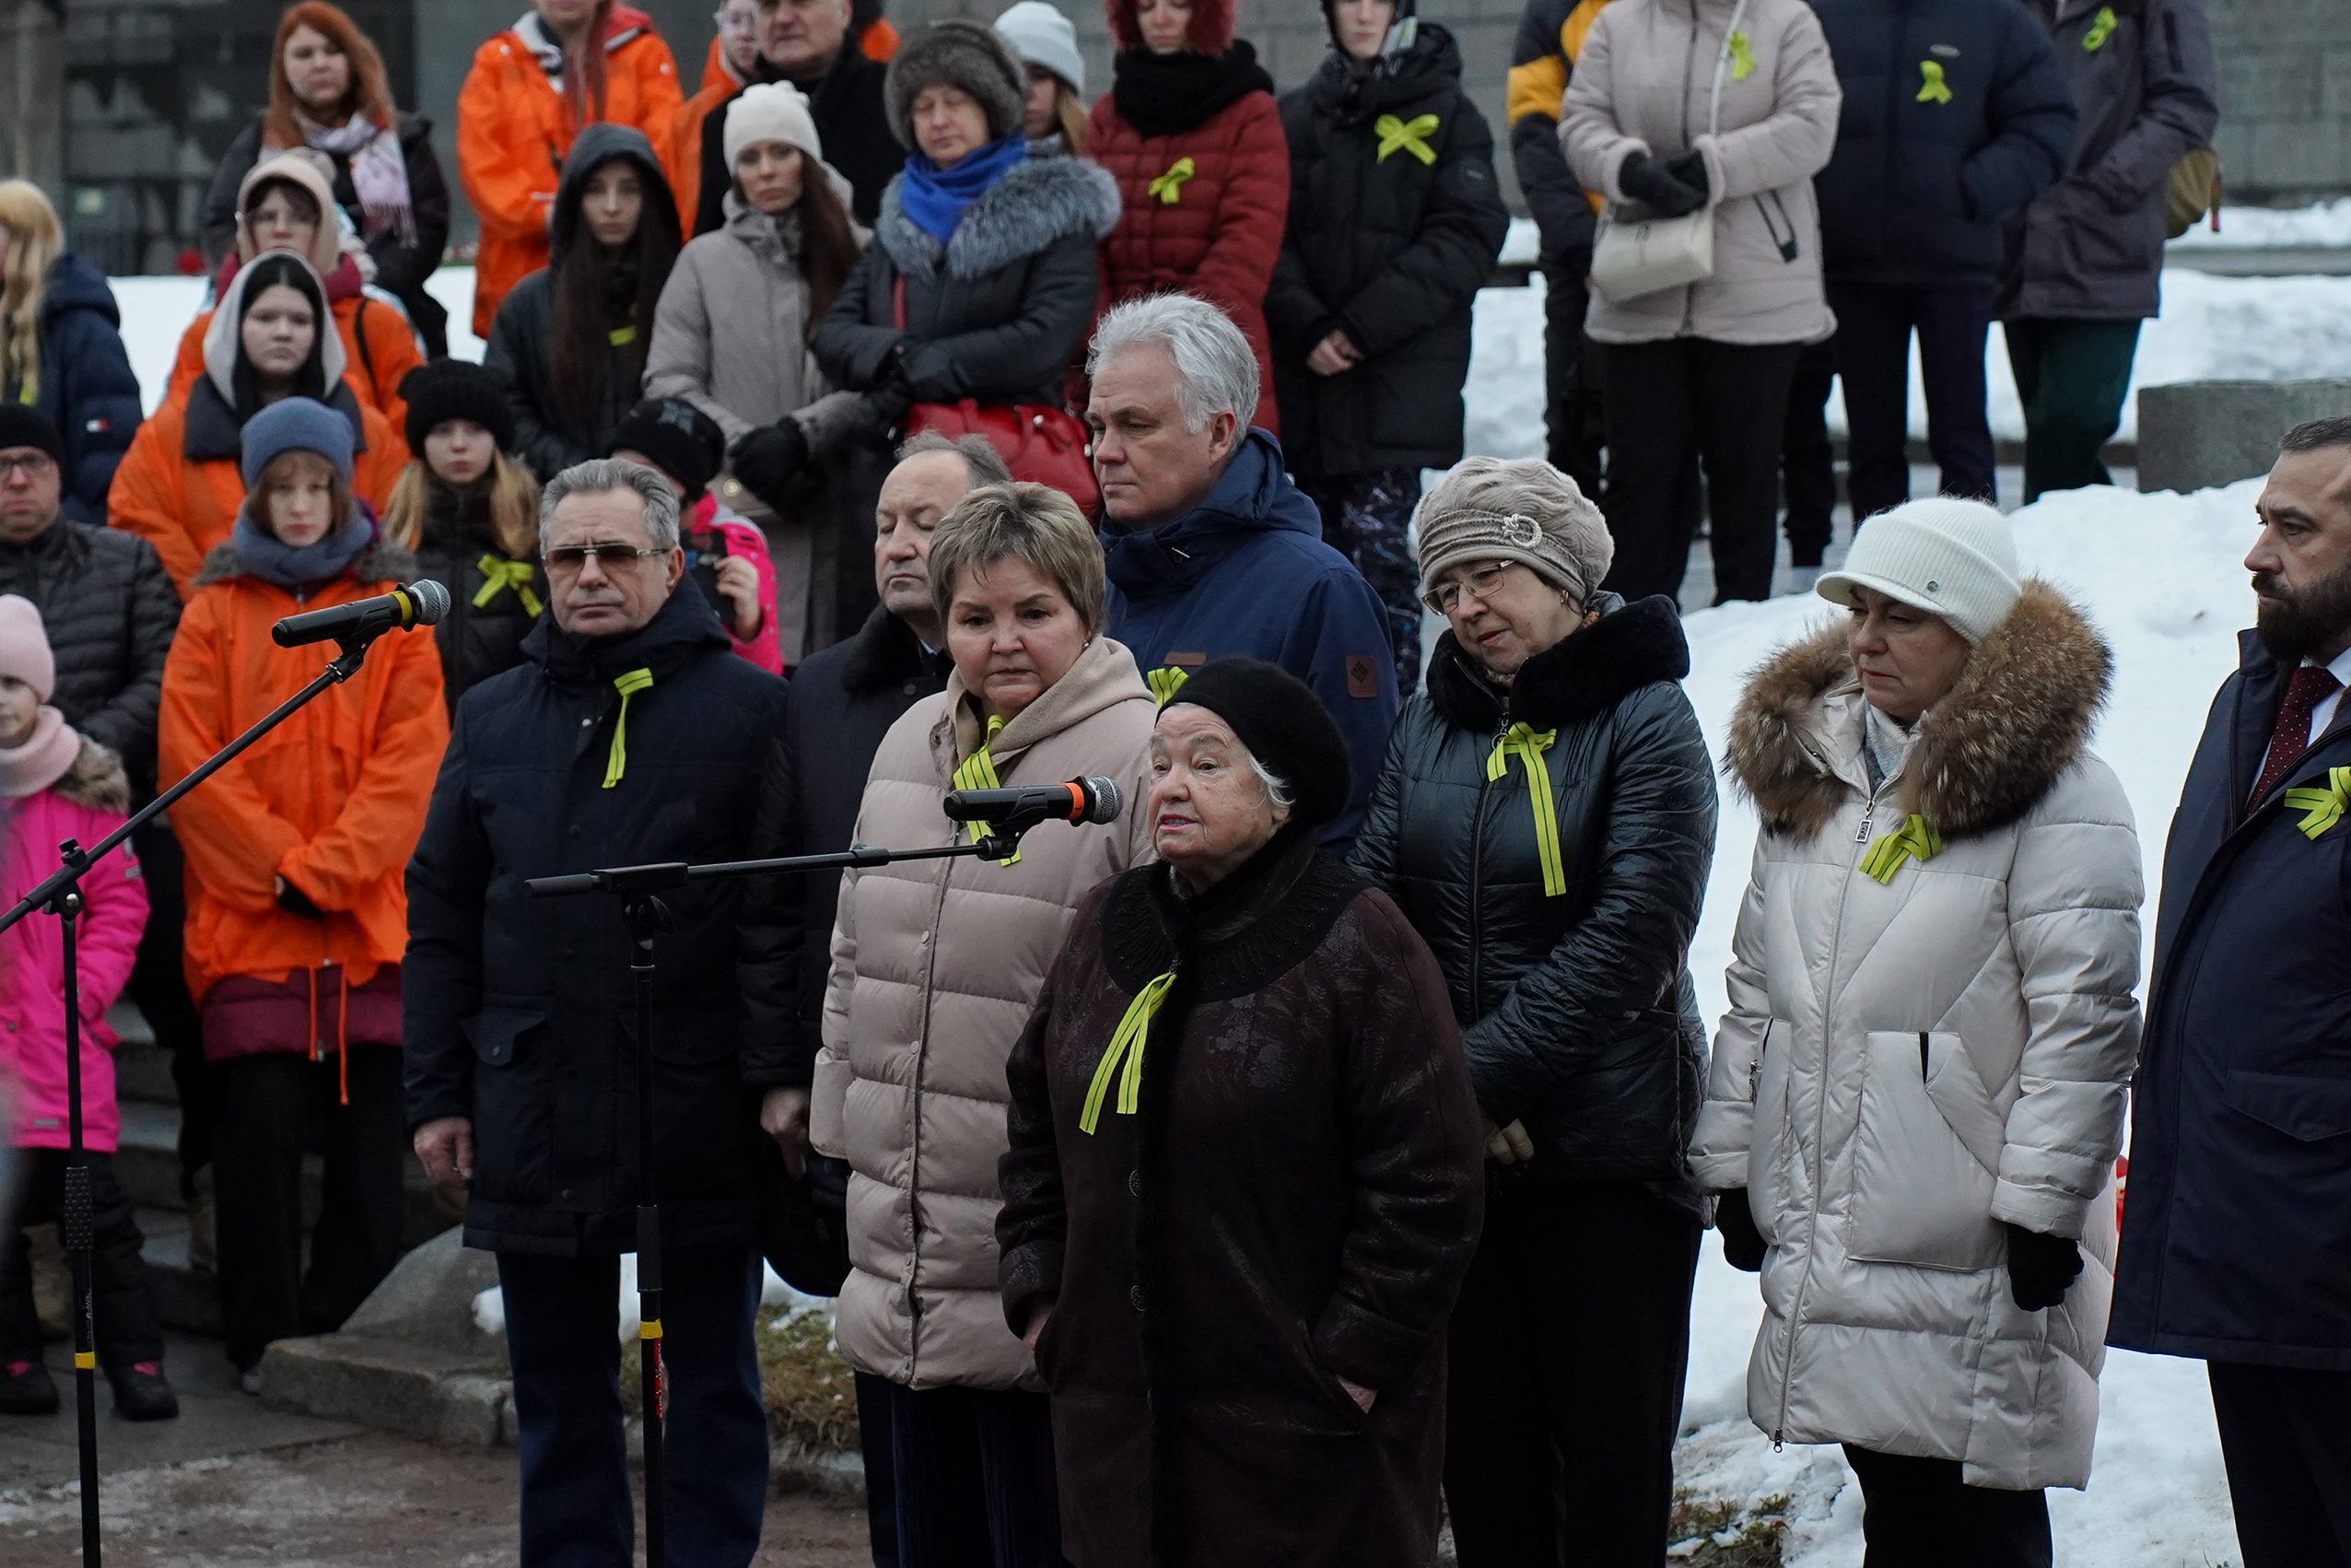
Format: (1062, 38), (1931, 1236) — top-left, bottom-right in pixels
(1558, 0), (1838, 607)
(1690, 499), (2142, 1549)
(813, 480), (1154, 1550)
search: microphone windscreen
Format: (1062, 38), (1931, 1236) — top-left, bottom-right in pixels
(405, 579), (452, 625)
(1086, 777), (1122, 824)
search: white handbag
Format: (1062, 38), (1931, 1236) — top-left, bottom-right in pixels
(1588, 0), (1751, 305)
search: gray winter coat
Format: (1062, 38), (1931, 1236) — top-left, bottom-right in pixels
(1995, 0), (2217, 322)
(1690, 584), (2143, 1491)
(1560, 0), (1841, 346)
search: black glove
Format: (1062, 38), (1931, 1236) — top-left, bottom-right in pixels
(1659, 149), (1710, 201)
(730, 419), (809, 511)
(275, 876), (325, 920)
(1715, 1188), (1766, 1273)
(2003, 1223), (2083, 1311)
(1619, 152), (1707, 218)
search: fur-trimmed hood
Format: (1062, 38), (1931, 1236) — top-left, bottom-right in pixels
(1426, 591), (1690, 733)
(191, 538), (418, 591)
(1727, 579), (2112, 843)
(875, 152), (1120, 281)
(55, 735), (131, 815)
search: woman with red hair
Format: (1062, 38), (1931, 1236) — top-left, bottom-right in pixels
(1086, 0), (1289, 435)
(199, 4), (453, 357)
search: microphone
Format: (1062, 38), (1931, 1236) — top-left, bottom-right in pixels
(942, 777), (1123, 831)
(272, 579), (452, 649)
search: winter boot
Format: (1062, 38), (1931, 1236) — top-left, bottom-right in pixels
(0, 1357), (60, 1416)
(107, 1361), (179, 1422)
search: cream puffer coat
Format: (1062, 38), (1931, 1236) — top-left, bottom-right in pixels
(1560, 0), (1840, 345)
(813, 634), (1157, 1390)
(1690, 583), (2143, 1492)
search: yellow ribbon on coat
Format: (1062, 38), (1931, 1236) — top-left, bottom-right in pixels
(12, 374), (33, 405)
(951, 714), (1021, 863)
(2082, 6), (2118, 50)
(1081, 971), (1178, 1134)
(602, 667), (653, 789)
(1374, 113), (1440, 165)
(1147, 666), (1191, 707)
(2285, 766), (2351, 840)
(1860, 814), (1943, 883)
(1917, 60), (1954, 104)
(473, 554), (544, 618)
(1726, 30), (1757, 81)
(1149, 158), (1196, 205)
(1486, 722), (1567, 897)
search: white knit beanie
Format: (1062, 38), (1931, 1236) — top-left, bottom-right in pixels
(1816, 497), (2021, 646)
(723, 82), (825, 170)
(994, 1), (1085, 97)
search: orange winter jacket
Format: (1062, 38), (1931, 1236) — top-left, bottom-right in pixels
(670, 38), (747, 230)
(168, 292), (423, 446)
(458, 6), (684, 338)
(158, 537), (448, 1007)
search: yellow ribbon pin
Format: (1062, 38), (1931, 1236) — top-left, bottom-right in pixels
(473, 554), (544, 618)
(1727, 30), (1757, 81)
(1487, 722), (1567, 897)
(951, 715), (1022, 863)
(2082, 6), (2117, 50)
(1148, 157), (1196, 205)
(1147, 666), (1191, 707)
(1082, 971), (1178, 1133)
(1374, 113), (1440, 165)
(1917, 60), (1953, 104)
(1860, 814), (1943, 883)
(2285, 766), (2351, 840)
(602, 667), (653, 789)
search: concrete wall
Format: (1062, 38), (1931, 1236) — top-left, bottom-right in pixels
(2204, 0), (2351, 202)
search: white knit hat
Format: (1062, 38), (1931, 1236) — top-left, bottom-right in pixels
(1816, 497), (2021, 646)
(995, 0), (1085, 97)
(723, 81), (825, 170)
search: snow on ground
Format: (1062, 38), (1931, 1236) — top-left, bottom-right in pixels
(1464, 266), (2351, 455)
(2170, 197), (2351, 250)
(1670, 479), (2256, 1563)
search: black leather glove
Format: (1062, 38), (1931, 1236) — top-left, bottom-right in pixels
(730, 419), (809, 511)
(1618, 152), (1707, 218)
(2003, 1223), (2084, 1311)
(275, 876), (325, 920)
(1658, 149), (1710, 201)
(1715, 1188), (1766, 1273)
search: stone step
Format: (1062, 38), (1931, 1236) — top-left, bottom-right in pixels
(135, 1205), (221, 1339)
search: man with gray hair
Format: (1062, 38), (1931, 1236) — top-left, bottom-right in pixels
(404, 458), (793, 1566)
(1086, 292), (1398, 847)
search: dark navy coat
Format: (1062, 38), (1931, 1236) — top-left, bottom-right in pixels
(11, 255), (143, 525)
(404, 584), (793, 1257)
(2110, 632), (2351, 1371)
(1101, 429), (1400, 848)
(1809, 0), (2075, 283)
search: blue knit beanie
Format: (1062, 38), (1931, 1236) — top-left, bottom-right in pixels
(240, 397), (355, 489)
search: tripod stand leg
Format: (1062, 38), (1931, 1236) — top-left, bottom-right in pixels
(625, 895), (671, 1568)
(58, 891), (101, 1566)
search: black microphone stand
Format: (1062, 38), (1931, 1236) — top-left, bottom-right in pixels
(0, 626), (394, 1567)
(525, 825), (1036, 1568)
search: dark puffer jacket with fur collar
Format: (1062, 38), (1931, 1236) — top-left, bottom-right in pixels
(1351, 591), (1718, 1190)
(811, 150), (1121, 411)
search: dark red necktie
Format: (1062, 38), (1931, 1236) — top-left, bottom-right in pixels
(2251, 664), (2340, 807)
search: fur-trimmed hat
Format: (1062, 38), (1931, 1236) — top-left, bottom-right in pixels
(884, 19), (1028, 148)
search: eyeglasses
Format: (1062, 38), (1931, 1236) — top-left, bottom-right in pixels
(1424, 559), (1516, 616)
(544, 542), (666, 573)
(0, 453), (56, 481)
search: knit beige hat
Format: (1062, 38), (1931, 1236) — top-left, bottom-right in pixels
(1817, 496), (2021, 645)
(1414, 456), (1616, 608)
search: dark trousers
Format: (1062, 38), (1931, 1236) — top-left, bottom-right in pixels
(1781, 338), (1840, 566)
(1831, 279), (1997, 524)
(885, 1380), (1060, 1568)
(1540, 250), (1605, 497)
(121, 823), (215, 1189)
(0, 1151), (163, 1371)
(499, 1243), (769, 1568)
(1300, 468), (1426, 693)
(2003, 316), (2141, 502)
(1445, 1180), (1702, 1567)
(1601, 338), (1800, 607)
(1841, 1445), (2050, 1567)
(2207, 1361), (2351, 1568)
(855, 1370), (903, 1567)
(213, 1047), (406, 1370)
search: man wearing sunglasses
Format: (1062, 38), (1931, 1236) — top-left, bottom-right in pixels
(404, 457), (795, 1567)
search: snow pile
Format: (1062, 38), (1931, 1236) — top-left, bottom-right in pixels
(471, 1258), (828, 1345)
(1671, 479), (2255, 1563)
(2170, 198), (2351, 250)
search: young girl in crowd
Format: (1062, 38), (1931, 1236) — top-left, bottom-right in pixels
(380, 359), (547, 708)
(994, 1), (1089, 153)
(0, 595), (175, 1423)
(0, 181), (143, 524)
(485, 123), (684, 481)
(607, 396), (783, 673)
(158, 398), (447, 1390)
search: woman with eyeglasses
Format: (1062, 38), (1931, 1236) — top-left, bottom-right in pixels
(1349, 456), (1718, 1565)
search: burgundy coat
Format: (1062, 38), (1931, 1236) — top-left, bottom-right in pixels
(1000, 832), (1484, 1565)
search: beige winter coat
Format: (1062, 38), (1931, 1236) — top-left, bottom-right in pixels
(813, 635), (1157, 1390)
(1560, 0), (1839, 345)
(1690, 584), (2143, 1492)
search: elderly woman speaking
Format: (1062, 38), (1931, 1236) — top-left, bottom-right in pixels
(1692, 497), (2142, 1561)
(1351, 456), (1718, 1563)
(813, 480), (1155, 1559)
(999, 659), (1484, 1566)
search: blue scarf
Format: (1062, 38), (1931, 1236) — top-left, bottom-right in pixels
(897, 135), (1028, 244)
(230, 502), (378, 590)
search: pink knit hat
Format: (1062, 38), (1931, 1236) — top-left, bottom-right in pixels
(0, 594), (55, 703)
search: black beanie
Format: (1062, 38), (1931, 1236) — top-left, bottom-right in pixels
(0, 405), (64, 467)
(608, 398), (725, 504)
(1162, 658), (1352, 831)
(401, 358), (518, 458)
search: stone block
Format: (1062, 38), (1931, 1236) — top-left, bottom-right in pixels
(2136, 380), (2351, 495)
(260, 1331), (510, 1447)
(341, 1224), (501, 1352)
